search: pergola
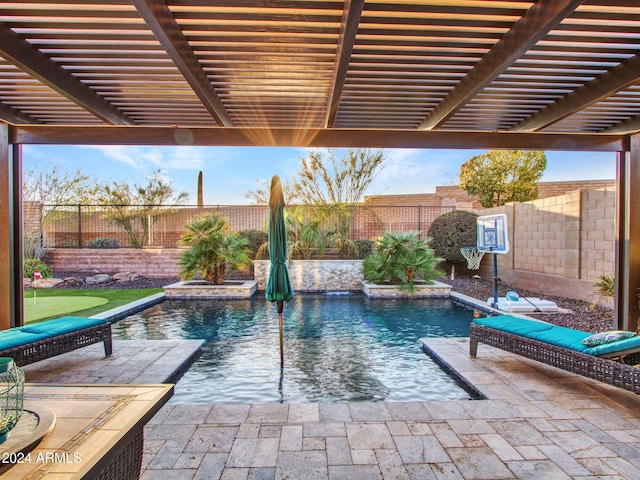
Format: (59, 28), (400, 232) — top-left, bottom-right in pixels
(1, 1), (640, 330)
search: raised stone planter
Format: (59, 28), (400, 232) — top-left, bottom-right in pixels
(163, 280), (257, 299)
(361, 280), (452, 298)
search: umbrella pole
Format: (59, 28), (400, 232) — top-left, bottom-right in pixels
(278, 300), (284, 368)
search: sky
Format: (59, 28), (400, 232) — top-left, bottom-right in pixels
(21, 145), (617, 205)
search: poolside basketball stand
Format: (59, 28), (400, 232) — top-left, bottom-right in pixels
(490, 247), (498, 307)
(476, 214), (510, 308)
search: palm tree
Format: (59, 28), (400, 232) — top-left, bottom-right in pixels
(178, 214), (251, 284)
(363, 231), (443, 294)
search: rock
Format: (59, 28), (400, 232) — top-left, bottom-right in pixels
(63, 276), (84, 286)
(113, 272), (140, 282)
(86, 274), (112, 285)
(32, 278), (64, 288)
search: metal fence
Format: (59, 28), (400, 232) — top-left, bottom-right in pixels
(28, 203), (454, 248)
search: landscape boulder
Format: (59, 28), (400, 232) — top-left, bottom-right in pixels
(31, 278), (64, 288)
(86, 274), (112, 285)
(113, 272), (140, 282)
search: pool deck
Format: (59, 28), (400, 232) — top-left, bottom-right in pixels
(19, 335), (640, 480)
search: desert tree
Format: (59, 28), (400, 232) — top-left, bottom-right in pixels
(246, 148), (386, 256)
(23, 165), (100, 205)
(98, 169), (189, 247)
(459, 150), (547, 208)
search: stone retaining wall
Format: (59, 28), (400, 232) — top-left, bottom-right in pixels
(46, 247), (184, 277)
(253, 260), (364, 292)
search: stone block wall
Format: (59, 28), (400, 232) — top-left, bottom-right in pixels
(253, 260), (364, 292)
(46, 247), (185, 277)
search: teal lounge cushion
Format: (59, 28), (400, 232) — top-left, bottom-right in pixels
(0, 330), (45, 350)
(20, 316), (107, 336)
(473, 315), (555, 336)
(584, 335), (640, 356)
(525, 327), (592, 353)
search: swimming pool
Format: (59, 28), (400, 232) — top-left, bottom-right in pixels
(112, 293), (478, 404)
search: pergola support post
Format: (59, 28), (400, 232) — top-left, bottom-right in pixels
(615, 135), (640, 332)
(0, 123), (23, 329)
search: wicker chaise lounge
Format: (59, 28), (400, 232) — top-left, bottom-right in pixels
(0, 316), (112, 366)
(470, 315), (640, 394)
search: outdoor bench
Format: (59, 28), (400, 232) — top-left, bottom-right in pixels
(470, 315), (640, 395)
(0, 316), (112, 366)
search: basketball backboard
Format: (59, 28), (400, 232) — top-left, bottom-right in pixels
(477, 214), (509, 254)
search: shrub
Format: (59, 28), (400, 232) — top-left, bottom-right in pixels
(24, 258), (53, 279)
(427, 210), (478, 264)
(86, 237), (120, 248)
(355, 239), (374, 259)
(587, 273), (615, 310)
(363, 231), (443, 294)
(179, 214), (251, 284)
(240, 229), (268, 259)
(23, 233), (46, 260)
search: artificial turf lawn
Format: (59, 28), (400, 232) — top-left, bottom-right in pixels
(23, 288), (163, 324)
(25, 295), (108, 323)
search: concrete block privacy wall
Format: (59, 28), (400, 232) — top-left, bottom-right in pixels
(476, 186), (616, 301)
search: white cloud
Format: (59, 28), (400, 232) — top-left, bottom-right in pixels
(369, 149), (456, 196)
(81, 145), (215, 171)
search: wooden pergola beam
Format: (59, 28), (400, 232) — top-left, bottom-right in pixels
(418, 0), (583, 131)
(513, 54), (640, 132)
(324, 0), (364, 128)
(0, 102), (39, 125)
(0, 123), (22, 329)
(0, 23), (133, 126)
(11, 125), (628, 151)
(131, 0), (233, 127)
(601, 113), (640, 135)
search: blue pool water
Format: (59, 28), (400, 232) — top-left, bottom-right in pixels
(112, 293), (477, 404)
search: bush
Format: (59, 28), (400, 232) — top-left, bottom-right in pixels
(363, 231), (442, 294)
(355, 239), (374, 259)
(428, 210), (478, 264)
(240, 229), (268, 259)
(336, 239), (375, 259)
(179, 214), (251, 284)
(23, 233), (46, 260)
(86, 237), (120, 248)
(587, 273), (614, 309)
(24, 258), (53, 279)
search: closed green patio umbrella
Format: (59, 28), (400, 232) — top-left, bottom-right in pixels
(266, 175), (293, 368)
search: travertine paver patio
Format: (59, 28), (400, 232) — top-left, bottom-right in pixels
(22, 338), (203, 384)
(19, 337), (640, 479)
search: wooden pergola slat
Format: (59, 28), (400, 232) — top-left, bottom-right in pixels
(418, 0), (584, 131)
(0, 23), (133, 125)
(512, 54), (640, 132)
(130, 0), (232, 127)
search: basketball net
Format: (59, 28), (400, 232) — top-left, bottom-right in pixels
(460, 247), (485, 270)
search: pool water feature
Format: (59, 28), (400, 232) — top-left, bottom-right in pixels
(112, 293), (478, 404)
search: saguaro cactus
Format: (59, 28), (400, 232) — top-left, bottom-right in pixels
(197, 171), (204, 208)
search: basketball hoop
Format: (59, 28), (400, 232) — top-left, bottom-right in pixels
(460, 247), (485, 270)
